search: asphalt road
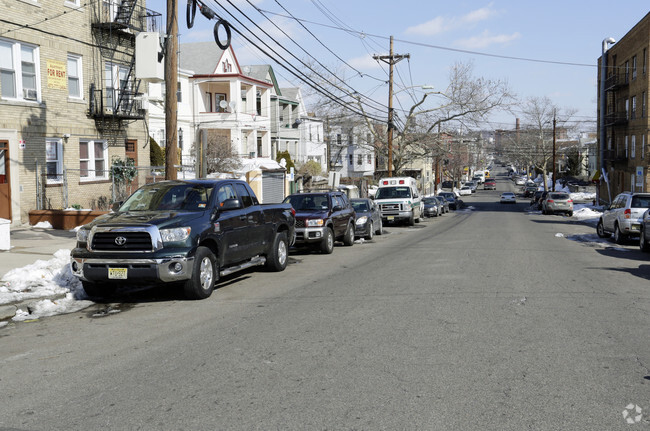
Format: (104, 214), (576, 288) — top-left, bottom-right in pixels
(1, 173), (649, 430)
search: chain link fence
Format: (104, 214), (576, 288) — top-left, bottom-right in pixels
(35, 163), (196, 210)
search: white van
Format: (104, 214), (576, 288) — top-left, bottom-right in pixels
(373, 177), (423, 226)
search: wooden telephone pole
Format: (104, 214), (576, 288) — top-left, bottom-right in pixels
(164, 0), (178, 180)
(374, 36), (409, 177)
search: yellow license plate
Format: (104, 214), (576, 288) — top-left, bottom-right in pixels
(387, 216), (394, 221)
(108, 268), (128, 279)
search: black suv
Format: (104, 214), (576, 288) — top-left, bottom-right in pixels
(284, 191), (356, 253)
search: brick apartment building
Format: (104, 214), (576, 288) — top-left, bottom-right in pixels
(598, 12), (650, 201)
(0, 0), (160, 224)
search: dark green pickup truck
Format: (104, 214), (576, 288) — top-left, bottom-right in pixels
(70, 179), (295, 300)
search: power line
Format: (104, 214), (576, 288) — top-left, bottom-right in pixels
(256, 8), (598, 68)
(207, 0), (387, 123)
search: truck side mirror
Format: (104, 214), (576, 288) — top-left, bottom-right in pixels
(220, 198), (242, 210)
(111, 201), (123, 212)
(332, 205), (342, 211)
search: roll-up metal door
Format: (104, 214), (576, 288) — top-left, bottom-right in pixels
(262, 171), (285, 203)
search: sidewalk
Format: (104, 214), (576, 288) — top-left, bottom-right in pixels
(0, 225), (77, 280)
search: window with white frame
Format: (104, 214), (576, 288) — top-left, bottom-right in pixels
(79, 139), (108, 180)
(67, 54), (82, 99)
(0, 39), (39, 100)
(104, 62), (128, 112)
(625, 135), (628, 158)
(632, 96), (637, 119)
(46, 138), (63, 183)
(215, 93), (227, 112)
(631, 135), (636, 159)
(632, 56), (637, 80)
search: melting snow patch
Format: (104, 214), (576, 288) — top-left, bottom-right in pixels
(555, 233), (564, 238)
(32, 221), (53, 229)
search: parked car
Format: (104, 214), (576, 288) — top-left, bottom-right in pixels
(530, 190), (544, 207)
(459, 186), (472, 196)
(422, 197), (441, 217)
(500, 192), (516, 204)
(541, 192), (573, 216)
(467, 181), (478, 193)
(439, 192), (460, 210)
(483, 179), (496, 190)
(513, 176), (526, 186)
(441, 180), (459, 190)
(535, 191), (549, 210)
(523, 185), (539, 198)
(70, 179), (296, 300)
(434, 196), (449, 213)
(284, 191), (356, 253)
(597, 192), (650, 244)
(350, 198), (383, 240)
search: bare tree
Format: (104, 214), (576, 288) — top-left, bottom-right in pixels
(504, 96), (577, 190)
(356, 61), (513, 175)
(192, 131), (242, 175)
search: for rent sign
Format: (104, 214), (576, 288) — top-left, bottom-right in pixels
(46, 60), (67, 90)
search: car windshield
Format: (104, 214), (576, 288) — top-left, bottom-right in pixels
(284, 194), (330, 211)
(119, 183), (213, 212)
(549, 193), (569, 200)
(351, 201), (369, 212)
(422, 198), (437, 204)
(631, 196), (650, 208)
(375, 186), (412, 199)
(502, 193), (514, 197)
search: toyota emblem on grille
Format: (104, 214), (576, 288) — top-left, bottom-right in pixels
(114, 236), (127, 246)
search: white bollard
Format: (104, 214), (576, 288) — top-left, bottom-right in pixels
(0, 218), (10, 250)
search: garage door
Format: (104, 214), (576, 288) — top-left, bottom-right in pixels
(262, 171), (285, 203)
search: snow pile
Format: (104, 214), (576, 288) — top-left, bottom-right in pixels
(571, 206), (601, 221)
(32, 221), (53, 229)
(0, 249), (93, 320)
(570, 192), (596, 203)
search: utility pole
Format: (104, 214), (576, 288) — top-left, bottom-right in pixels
(552, 112), (556, 191)
(374, 36), (409, 177)
(164, 0), (178, 180)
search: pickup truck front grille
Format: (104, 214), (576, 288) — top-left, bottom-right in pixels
(295, 219), (306, 228)
(91, 232), (154, 251)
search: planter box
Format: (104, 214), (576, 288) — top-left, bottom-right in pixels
(28, 210), (109, 230)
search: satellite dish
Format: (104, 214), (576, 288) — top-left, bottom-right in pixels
(219, 100), (228, 109)
(229, 101), (237, 112)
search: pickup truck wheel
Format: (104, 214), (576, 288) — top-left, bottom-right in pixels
(320, 228), (334, 254)
(184, 246), (217, 300)
(343, 223), (354, 246)
(81, 281), (116, 299)
(265, 232), (288, 272)
(596, 220), (610, 238)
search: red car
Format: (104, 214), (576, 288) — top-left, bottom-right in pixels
(483, 179), (496, 190)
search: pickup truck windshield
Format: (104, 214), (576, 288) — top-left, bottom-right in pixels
(375, 187), (411, 199)
(119, 183), (214, 212)
(284, 194), (329, 211)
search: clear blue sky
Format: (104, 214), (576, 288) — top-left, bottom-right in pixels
(148, 0), (650, 132)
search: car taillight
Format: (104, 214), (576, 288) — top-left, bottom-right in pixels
(547, 200), (554, 203)
(291, 207), (296, 217)
(624, 209), (631, 219)
(567, 199), (573, 203)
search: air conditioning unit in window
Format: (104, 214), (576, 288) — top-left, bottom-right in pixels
(23, 88), (37, 100)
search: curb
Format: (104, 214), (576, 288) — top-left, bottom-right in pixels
(0, 293), (68, 322)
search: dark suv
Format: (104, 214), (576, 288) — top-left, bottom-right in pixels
(284, 191), (356, 253)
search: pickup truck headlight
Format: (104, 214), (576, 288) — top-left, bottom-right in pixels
(306, 219), (324, 227)
(160, 227), (191, 243)
(356, 216), (368, 225)
(76, 228), (89, 243)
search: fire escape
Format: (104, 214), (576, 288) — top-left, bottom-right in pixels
(603, 68), (629, 166)
(89, 0), (161, 144)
